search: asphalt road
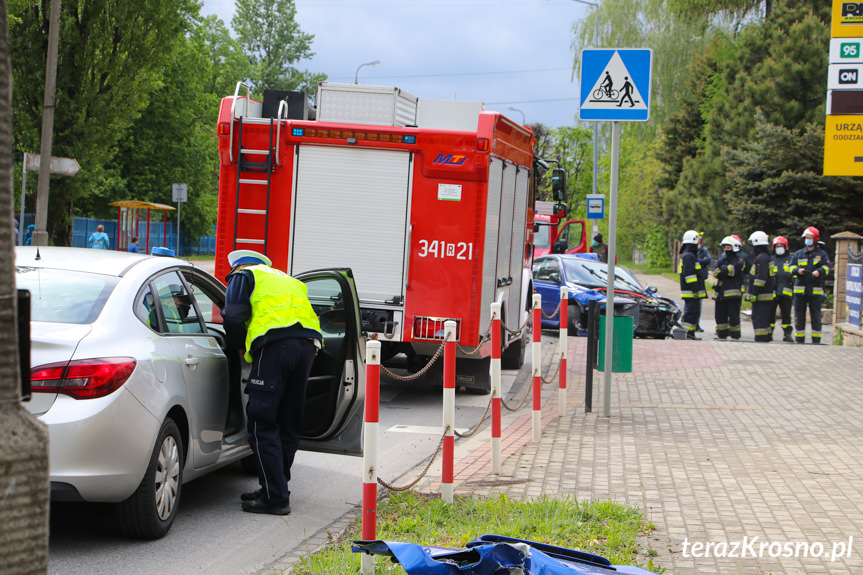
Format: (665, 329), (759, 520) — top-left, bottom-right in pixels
(47, 357), (530, 575)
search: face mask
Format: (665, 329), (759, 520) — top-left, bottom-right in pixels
(804, 238), (814, 247)
(775, 246), (785, 255)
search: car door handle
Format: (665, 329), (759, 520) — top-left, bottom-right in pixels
(184, 357), (199, 370)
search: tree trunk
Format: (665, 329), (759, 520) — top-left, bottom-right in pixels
(0, 1), (51, 573)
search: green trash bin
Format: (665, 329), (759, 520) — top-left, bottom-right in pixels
(597, 315), (633, 373)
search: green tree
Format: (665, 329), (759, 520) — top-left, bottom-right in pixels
(96, 15), (252, 245)
(232, 0), (324, 95)
(10, 0), (197, 244)
(725, 115), (863, 248)
(533, 125), (592, 217)
(662, 0), (832, 251)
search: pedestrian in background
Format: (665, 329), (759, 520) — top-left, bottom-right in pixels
(695, 232), (711, 332)
(790, 227), (830, 344)
(770, 236), (794, 342)
(713, 236), (745, 340)
(747, 231), (775, 342)
(222, 249), (322, 515)
(88, 224), (110, 249)
(591, 233), (608, 263)
(678, 230), (707, 340)
(127, 236), (140, 253)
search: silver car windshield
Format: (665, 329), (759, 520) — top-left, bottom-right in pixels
(17, 267), (119, 324)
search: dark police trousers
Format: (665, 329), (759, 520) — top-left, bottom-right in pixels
(246, 337), (317, 505)
(794, 294), (824, 344)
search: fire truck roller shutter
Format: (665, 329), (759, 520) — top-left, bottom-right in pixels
(290, 146), (411, 307)
(479, 158), (504, 337)
(508, 167), (530, 335)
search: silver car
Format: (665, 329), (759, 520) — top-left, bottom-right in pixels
(18, 247), (365, 539)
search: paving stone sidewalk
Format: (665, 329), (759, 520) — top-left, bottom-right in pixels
(417, 275), (860, 574)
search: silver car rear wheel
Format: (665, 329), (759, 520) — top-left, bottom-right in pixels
(118, 418), (184, 539)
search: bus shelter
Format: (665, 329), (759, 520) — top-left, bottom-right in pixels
(109, 200), (176, 254)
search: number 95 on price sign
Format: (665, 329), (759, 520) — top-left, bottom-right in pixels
(830, 38), (863, 63)
(416, 239), (474, 260)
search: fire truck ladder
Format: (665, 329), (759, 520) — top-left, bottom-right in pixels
(233, 117), (274, 252)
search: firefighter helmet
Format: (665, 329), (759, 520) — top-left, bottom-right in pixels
(748, 231), (769, 246)
(801, 226), (819, 241)
(772, 236), (788, 249)
(682, 230), (699, 245)
(720, 236), (734, 248)
(730, 237), (742, 252)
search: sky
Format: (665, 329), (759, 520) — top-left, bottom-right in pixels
(200, 0), (596, 128)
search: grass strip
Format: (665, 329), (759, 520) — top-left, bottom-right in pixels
(293, 491), (665, 574)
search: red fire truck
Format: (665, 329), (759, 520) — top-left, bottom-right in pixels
(533, 201), (588, 258)
(215, 83), (557, 392)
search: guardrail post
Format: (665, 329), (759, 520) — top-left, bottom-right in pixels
(490, 302), (502, 474)
(361, 340), (381, 575)
(532, 293), (542, 441)
(559, 286), (567, 417)
(442, 320), (457, 504)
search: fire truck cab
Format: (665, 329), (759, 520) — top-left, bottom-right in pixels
(215, 83), (551, 393)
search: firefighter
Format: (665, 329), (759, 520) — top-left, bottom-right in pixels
(713, 236), (745, 340)
(789, 227), (830, 344)
(770, 236), (794, 342)
(730, 234), (751, 275)
(678, 229), (707, 339)
(747, 231), (775, 342)
(695, 232), (711, 332)
(222, 249), (323, 515)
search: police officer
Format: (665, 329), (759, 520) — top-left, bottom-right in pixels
(678, 230), (707, 339)
(789, 227), (830, 344)
(222, 250), (322, 515)
(770, 236), (794, 342)
(713, 236), (745, 340)
(747, 231), (775, 342)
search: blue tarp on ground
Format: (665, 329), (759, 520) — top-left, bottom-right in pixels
(353, 534), (654, 574)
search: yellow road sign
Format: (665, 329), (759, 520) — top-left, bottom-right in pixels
(824, 114), (863, 175)
(833, 1), (863, 38)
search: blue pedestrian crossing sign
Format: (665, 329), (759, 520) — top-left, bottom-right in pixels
(579, 49), (652, 122)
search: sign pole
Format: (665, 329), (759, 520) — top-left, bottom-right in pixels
(603, 121), (620, 417)
(19, 154), (27, 246)
(176, 201), (181, 256)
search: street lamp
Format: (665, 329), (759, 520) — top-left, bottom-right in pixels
(507, 106), (526, 125)
(354, 60), (380, 84)
(571, 0), (600, 239)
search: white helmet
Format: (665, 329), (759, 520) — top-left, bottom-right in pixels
(720, 236), (734, 247)
(731, 237), (742, 252)
(748, 231), (769, 246)
(682, 230), (699, 245)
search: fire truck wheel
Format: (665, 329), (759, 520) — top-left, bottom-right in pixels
(501, 330), (526, 370)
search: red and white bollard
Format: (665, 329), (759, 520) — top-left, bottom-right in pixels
(441, 320), (457, 504)
(361, 340), (381, 575)
(490, 302), (502, 474)
(559, 286), (568, 417)
(532, 293), (542, 441)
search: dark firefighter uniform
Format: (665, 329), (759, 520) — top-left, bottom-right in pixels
(678, 244), (707, 338)
(771, 242), (794, 342)
(748, 246), (776, 342)
(789, 245), (830, 344)
(223, 251), (322, 515)
(713, 248), (745, 339)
